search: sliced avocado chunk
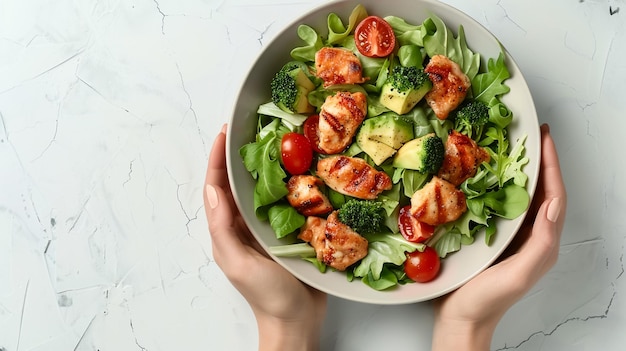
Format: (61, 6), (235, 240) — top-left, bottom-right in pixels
(392, 133), (445, 173)
(290, 67), (315, 91)
(356, 115), (415, 165)
(365, 115), (414, 149)
(380, 81), (432, 115)
(379, 67), (433, 115)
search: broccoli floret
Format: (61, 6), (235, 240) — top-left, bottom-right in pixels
(386, 66), (431, 92)
(337, 199), (385, 234)
(270, 63), (315, 114)
(454, 100), (489, 139)
(393, 133), (444, 174)
(420, 135), (445, 174)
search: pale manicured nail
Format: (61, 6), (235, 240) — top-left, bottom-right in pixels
(206, 185), (219, 209)
(547, 197), (562, 223)
(220, 124), (227, 134)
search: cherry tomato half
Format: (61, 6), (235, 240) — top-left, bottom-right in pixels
(303, 114), (326, 154)
(281, 132), (313, 175)
(354, 16), (396, 58)
(404, 246), (441, 283)
(398, 205), (436, 243)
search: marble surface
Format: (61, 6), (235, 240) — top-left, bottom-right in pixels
(1, 0), (625, 350)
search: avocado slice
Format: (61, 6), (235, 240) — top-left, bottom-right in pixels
(392, 133), (445, 173)
(380, 76), (432, 115)
(356, 115), (415, 165)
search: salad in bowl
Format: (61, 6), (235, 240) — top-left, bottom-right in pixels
(227, 0), (539, 304)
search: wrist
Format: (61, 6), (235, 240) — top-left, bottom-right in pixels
(431, 318), (496, 351)
(256, 314), (322, 351)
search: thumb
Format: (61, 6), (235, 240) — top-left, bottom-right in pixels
(205, 184), (249, 265)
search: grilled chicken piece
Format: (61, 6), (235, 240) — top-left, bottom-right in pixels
(286, 175), (333, 216)
(315, 47), (368, 87)
(410, 176), (467, 226)
(298, 212), (368, 271)
(438, 130), (490, 186)
(424, 55), (471, 120)
(318, 91), (367, 154)
(298, 216), (327, 252)
(317, 155), (392, 200)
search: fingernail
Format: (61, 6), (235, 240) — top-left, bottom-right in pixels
(220, 124), (227, 134)
(206, 185), (219, 209)
(547, 197), (561, 223)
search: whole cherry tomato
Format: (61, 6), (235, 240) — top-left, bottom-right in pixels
(281, 132), (313, 175)
(404, 246), (441, 283)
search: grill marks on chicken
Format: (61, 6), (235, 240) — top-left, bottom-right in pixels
(316, 155), (392, 200)
(424, 55), (471, 120)
(286, 175), (333, 216)
(315, 47), (368, 87)
(318, 91), (367, 154)
(298, 212), (368, 271)
(410, 176), (467, 226)
(438, 130), (490, 186)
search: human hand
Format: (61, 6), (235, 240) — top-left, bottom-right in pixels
(431, 124), (567, 350)
(204, 125), (327, 351)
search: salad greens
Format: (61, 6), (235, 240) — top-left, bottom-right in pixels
(239, 5), (530, 290)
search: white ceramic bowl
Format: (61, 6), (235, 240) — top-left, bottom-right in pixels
(227, 0), (539, 304)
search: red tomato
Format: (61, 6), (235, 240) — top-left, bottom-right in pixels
(398, 205), (436, 243)
(303, 114), (326, 154)
(404, 246), (441, 283)
(281, 132), (313, 175)
(354, 16), (396, 58)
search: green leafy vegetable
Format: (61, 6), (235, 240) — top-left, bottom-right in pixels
(422, 15), (481, 80)
(327, 4), (368, 44)
(268, 204), (306, 238)
(472, 53), (511, 104)
(240, 131), (288, 213)
(353, 233), (424, 281)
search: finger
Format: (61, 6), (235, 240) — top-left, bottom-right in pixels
(539, 124), (567, 210)
(205, 124), (229, 189)
(205, 183), (252, 265)
(513, 197), (561, 276)
(505, 125), (566, 276)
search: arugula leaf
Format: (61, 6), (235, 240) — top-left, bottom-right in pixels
(484, 130), (529, 188)
(472, 53), (511, 104)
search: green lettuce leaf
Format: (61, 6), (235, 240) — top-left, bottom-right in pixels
(353, 233), (424, 280)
